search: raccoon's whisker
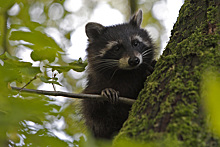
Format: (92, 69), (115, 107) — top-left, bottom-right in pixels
(91, 62), (116, 69)
(93, 62), (118, 69)
(142, 53), (153, 58)
(110, 69), (118, 80)
(100, 60), (118, 63)
(143, 53), (153, 58)
(142, 51), (153, 57)
(96, 67), (111, 73)
(93, 66), (111, 74)
(142, 57), (151, 62)
(91, 59), (118, 64)
(141, 49), (150, 54)
(142, 49), (152, 56)
(96, 63), (117, 69)
(92, 61), (118, 73)
(93, 63), (115, 70)
(97, 66), (116, 74)
(93, 59), (118, 64)
(142, 52), (152, 56)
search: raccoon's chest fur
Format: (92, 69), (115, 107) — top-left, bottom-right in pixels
(87, 68), (148, 98)
(81, 10), (156, 139)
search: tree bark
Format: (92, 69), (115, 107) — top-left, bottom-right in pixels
(114, 0), (220, 146)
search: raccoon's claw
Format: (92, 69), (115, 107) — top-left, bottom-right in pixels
(101, 88), (119, 104)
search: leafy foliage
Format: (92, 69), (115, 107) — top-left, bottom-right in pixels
(0, 52), (41, 82)
(0, 62), (68, 146)
(0, 0), (88, 146)
(10, 30), (62, 62)
(0, 0), (165, 146)
(0, 52), (86, 146)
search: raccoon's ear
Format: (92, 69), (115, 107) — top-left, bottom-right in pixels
(86, 22), (105, 42)
(129, 9), (143, 27)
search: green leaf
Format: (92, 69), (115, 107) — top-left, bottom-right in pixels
(68, 58), (88, 72)
(9, 31), (61, 51)
(0, 52), (21, 61)
(9, 30), (63, 62)
(0, 0), (15, 10)
(30, 48), (57, 62)
(0, 86), (63, 145)
(0, 65), (21, 83)
(46, 58), (88, 73)
(0, 52), (41, 83)
(19, 66), (41, 76)
(40, 76), (62, 86)
(47, 65), (73, 73)
(10, 22), (41, 30)
(5, 52), (21, 60)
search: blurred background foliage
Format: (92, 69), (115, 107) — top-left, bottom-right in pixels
(0, 0), (186, 146)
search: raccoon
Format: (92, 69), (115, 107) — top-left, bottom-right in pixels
(82, 10), (157, 139)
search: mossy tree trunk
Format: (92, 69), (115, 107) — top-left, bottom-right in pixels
(114, 0), (220, 146)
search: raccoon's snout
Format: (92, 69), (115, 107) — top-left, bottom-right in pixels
(128, 57), (140, 67)
(118, 54), (142, 70)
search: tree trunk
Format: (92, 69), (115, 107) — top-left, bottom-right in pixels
(114, 0), (220, 146)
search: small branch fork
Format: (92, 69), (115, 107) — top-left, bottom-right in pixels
(11, 86), (135, 105)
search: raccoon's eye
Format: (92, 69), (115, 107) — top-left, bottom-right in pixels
(112, 44), (121, 52)
(132, 40), (140, 47)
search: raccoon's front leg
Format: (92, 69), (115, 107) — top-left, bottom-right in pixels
(101, 88), (119, 104)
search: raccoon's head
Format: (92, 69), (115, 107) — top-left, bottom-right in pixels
(85, 10), (156, 74)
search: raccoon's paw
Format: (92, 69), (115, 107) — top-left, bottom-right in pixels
(101, 88), (119, 104)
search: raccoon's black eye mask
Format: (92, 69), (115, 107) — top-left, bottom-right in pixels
(112, 44), (121, 52)
(131, 39), (140, 47)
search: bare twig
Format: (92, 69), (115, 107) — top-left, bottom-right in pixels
(52, 73), (57, 91)
(20, 75), (37, 92)
(11, 86), (135, 105)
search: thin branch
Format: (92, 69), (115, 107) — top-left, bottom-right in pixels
(11, 86), (135, 105)
(20, 75), (37, 92)
(52, 73), (57, 91)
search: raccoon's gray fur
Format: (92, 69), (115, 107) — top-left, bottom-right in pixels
(82, 10), (157, 139)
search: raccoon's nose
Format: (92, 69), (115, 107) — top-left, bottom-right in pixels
(128, 57), (140, 67)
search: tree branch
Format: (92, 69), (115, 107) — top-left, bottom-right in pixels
(11, 86), (135, 105)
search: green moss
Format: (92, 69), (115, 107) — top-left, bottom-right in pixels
(114, 0), (220, 146)
(207, 6), (217, 24)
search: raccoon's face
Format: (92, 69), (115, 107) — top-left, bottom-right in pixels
(85, 10), (155, 73)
